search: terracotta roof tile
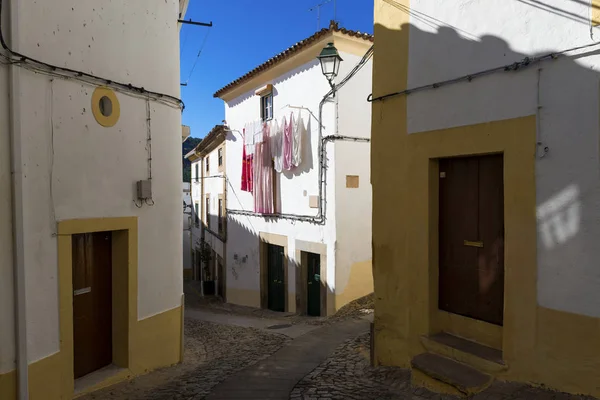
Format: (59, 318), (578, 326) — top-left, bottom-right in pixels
(213, 21), (373, 98)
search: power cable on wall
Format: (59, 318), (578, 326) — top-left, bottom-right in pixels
(367, 41), (600, 103)
(0, 0), (184, 110)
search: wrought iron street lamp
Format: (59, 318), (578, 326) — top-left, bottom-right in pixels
(317, 42), (343, 90)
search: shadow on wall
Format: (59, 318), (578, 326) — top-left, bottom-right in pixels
(372, 11), (600, 330)
(225, 215), (336, 316)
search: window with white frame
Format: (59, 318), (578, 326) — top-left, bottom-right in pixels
(260, 93), (273, 121)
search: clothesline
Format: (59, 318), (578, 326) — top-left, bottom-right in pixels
(240, 111), (308, 214)
(279, 104), (323, 128)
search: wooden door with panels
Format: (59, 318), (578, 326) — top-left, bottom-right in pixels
(72, 231), (113, 379)
(306, 252), (321, 317)
(438, 155), (505, 326)
(267, 243), (285, 312)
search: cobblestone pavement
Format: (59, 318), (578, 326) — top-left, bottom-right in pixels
(80, 319), (290, 400)
(290, 333), (597, 400)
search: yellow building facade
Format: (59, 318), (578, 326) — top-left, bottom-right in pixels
(371, 0), (600, 397)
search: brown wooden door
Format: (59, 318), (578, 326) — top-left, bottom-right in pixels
(72, 232), (113, 379)
(439, 155), (505, 326)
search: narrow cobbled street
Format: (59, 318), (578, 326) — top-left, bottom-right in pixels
(81, 289), (597, 400)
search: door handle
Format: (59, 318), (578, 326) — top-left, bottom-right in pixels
(464, 240), (484, 248)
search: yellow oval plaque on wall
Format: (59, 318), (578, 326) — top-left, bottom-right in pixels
(91, 87), (120, 127)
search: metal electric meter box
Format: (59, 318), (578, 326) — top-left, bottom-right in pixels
(137, 180), (152, 200)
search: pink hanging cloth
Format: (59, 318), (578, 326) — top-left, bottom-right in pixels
(241, 129), (253, 192)
(253, 123), (274, 213)
(282, 113), (293, 170)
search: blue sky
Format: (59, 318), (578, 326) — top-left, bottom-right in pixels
(179, 0), (374, 138)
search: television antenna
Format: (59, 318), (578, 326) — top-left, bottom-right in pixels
(309, 0), (337, 30)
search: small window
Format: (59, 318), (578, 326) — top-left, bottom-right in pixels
(218, 147), (223, 167)
(205, 156), (210, 173)
(260, 93), (273, 121)
(194, 202), (200, 227)
(218, 198), (224, 235)
(194, 163), (199, 182)
(205, 197), (210, 229)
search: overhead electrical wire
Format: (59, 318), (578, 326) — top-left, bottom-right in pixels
(182, 27), (211, 86)
(367, 40), (600, 103)
(0, 0), (184, 110)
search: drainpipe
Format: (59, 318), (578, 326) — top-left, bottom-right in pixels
(7, 0), (29, 398)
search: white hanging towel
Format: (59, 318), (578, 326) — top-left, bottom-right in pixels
(292, 112), (304, 167)
(271, 119), (283, 173)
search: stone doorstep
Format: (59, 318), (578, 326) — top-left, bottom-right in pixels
(411, 352), (494, 396)
(420, 332), (507, 374)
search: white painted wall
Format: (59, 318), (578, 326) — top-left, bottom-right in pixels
(183, 182), (192, 271)
(334, 52), (373, 300)
(189, 143), (226, 260)
(407, 0), (600, 317)
(224, 60), (338, 311)
(0, 0), (183, 372)
(223, 47), (373, 310)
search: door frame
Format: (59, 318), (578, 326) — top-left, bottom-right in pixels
(431, 155), (505, 349)
(57, 217), (138, 394)
(295, 240), (330, 317)
(259, 232), (289, 312)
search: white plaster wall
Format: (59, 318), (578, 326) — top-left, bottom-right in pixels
(224, 60), (338, 311)
(1, 0), (183, 368)
(189, 145), (226, 259)
(0, 58), (15, 372)
(407, 0), (600, 317)
(334, 52), (373, 298)
(183, 183), (192, 270)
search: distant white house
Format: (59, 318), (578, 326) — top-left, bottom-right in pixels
(197, 21), (374, 316)
(183, 182), (192, 279)
(185, 126), (227, 296)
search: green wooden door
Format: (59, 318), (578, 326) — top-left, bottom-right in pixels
(267, 244), (285, 312)
(307, 252), (321, 316)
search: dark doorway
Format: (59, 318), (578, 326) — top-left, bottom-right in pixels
(72, 231), (113, 379)
(306, 252), (321, 316)
(217, 255), (225, 300)
(267, 243), (285, 312)
(438, 154), (505, 326)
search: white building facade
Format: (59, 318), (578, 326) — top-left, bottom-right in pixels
(213, 22), (374, 316)
(0, 0), (186, 399)
(186, 126), (227, 296)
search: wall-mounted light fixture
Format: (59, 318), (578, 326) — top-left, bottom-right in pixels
(317, 42), (343, 91)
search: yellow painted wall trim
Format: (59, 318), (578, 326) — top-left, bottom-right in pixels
(0, 305), (183, 400)
(335, 259), (373, 311)
(57, 216), (137, 235)
(593, 0), (600, 26)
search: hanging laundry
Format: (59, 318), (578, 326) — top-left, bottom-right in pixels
(241, 128), (254, 192)
(282, 113), (293, 170)
(292, 112), (304, 167)
(272, 117), (284, 173)
(253, 123), (274, 213)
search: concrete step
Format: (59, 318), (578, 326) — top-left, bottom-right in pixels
(411, 352), (493, 397)
(420, 332), (506, 373)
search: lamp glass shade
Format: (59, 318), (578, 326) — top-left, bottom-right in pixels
(317, 42), (343, 81)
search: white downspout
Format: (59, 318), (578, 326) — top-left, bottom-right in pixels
(7, 0), (29, 398)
